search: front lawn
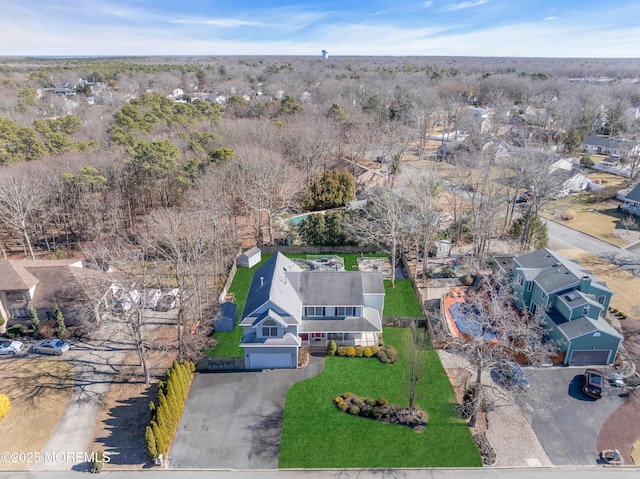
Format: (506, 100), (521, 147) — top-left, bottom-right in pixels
(279, 328), (481, 468)
(383, 279), (424, 317)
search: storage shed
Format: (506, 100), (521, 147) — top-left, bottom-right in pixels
(238, 246), (261, 268)
(214, 302), (238, 332)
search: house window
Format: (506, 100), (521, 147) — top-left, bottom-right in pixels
(517, 275), (524, 287)
(9, 308), (30, 319)
(527, 282), (532, 292)
(582, 305), (590, 316)
(336, 307), (355, 317)
(311, 333), (325, 341)
(6, 291), (25, 302)
(305, 306), (324, 317)
(541, 291), (547, 300)
(261, 319), (278, 337)
(597, 296), (605, 305)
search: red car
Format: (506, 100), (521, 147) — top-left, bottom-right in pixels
(583, 368), (605, 399)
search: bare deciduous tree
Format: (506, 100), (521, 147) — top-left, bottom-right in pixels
(0, 172), (41, 259)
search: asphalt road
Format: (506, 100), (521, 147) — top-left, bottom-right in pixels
(516, 367), (625, 465)
(545, 219), (640, 277)
(1, 467), (639, 479)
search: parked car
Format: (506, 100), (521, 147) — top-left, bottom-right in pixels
(583, 368), (605, 399)
(0, 339), (23, 355)
(32, 339), (70, 356)
(496, 361), (530, 390)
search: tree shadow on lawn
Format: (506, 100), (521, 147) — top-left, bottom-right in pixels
(94, 384), (155, 466)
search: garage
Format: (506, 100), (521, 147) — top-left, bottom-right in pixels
(248, 352), (294, 369)
(568, 350), (611, 366)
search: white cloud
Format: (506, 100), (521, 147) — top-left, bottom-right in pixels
(544, 16), (558, 21)
(171, 18), (262, 27)
(423, 1), (435, 7)
(445, 0), (489, 11)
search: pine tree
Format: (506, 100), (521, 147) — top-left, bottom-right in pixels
(29, 308), (40, 338)
(145, 425), (158, 459)
(53, 303), (66, 338)
(151, 421), (165, 457)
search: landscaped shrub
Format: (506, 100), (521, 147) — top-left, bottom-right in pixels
(53, 303), (67, 339)
(461, 274), (474, 286)
(377, 397), (388, 406)
(336, 346), (347, 356)
(441, 265), (456, 278)
(361, 405), (372, 417)
(0, 394), (10, 419)
(346, 346), (356, 357)
(334, 396), (344, 404)
(556, 208), (576, 221)
(363, 346), (373, 357)
(370, 345), (380, 355)
(355, 345), (364, 357)
(337, 401), (348, 412)
(326, 340), (337, 356)
(5, 324), (26, 339)
(384, 346), (398, 363)
(353, 398), (366, 409)
(365, 398), (377, 407)
(371, 408), (383, 419)
(376, 350), (388, 363)
(90, 451), (104, 473)
(348, 405), (360, 415)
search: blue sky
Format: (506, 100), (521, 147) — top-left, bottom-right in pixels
(3, 0), (640, 57)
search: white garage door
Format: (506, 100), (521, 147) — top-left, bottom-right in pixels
(569, 350), (610, 366)
(250, 353), (293, 369)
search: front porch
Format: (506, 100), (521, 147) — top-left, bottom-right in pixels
(300, 332), (379, 349)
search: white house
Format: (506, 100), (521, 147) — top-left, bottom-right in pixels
(239, 253), (385, 369)
(622, 183), (640, 216)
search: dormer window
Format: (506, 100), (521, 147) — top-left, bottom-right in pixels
(6, 291), (25, 302)
(336, 307), (355, 317)
(305, 307), (324, 317)
(582, 305), (590, 316)
(261, 319), (278, 337)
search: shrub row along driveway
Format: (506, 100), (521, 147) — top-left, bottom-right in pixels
(516, 367), (624, 465)
(169, 355), (324, 469)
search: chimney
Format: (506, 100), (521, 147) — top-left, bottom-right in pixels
(580, 275), (591, 292)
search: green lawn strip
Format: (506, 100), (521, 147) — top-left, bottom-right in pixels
(383, 279), (424, 317)
(279, 328), (481, 468)
(207, 254), (274, 358)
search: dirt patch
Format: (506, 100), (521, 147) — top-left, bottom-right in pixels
(0, 358), (74, 470)
(91, 326), (178, 469)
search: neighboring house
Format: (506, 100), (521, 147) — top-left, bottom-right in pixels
(0, 260), (103, 331)
(238, 246), (262, 268)
(582, 135), (638, 158)
(239, 253), (385, 369)
(494, 249), (622, 366)
(622, 183), (640, 216)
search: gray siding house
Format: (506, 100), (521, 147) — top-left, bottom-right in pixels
(494, 249), (622, 366)
(239, 253), (385, 369)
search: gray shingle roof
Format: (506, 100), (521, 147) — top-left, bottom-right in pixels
(515, 249), (587, 294)
(240, 332), (301, 347)
(625, 183), (640, 202)
(557, 316), (623, 340)
(299, 307), (382, 333)
(241, 253), (303, 322)
(287, 271), (383, 306)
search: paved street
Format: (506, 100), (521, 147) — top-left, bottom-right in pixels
(545, 219), (640, 277)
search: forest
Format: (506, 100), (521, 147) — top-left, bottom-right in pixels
(0, 55), (639, 356)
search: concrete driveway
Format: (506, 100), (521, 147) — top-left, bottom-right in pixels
(516, 367), (625, 465)
(169, 355), (325, 469)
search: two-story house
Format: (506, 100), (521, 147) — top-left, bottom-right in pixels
(494, 249), (623, 366)
(239, 253), (385, 369)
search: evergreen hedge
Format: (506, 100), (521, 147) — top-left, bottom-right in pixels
(145, 359), (195, 461)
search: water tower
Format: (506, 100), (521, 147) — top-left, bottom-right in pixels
(322, 49), (329, 59)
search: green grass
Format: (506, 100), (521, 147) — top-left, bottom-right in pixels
(279, 328), (482, 468)
(383, 279), (424, 317)
(207, 255), (274, 358)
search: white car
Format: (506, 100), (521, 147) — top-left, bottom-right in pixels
(0, 340), (23, 355)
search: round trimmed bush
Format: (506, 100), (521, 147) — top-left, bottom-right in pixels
(326, 340), (337, 356)
(377, 397), (388, 406)
(377, 350), (388, 363)
(336, 346), (347, 356)
(363, 347), (373, 358)
(385, 346), (398, 363)
(372, 408), (383, 420)
(370, 345), (380, 355)
(337, 401), (348, 412)
(346, 346), (356, 357)
(355, 345), (364, 357)
(334, 396), (344, 404)
(348, 405), (360, 415)
(365, 398), (377, 407)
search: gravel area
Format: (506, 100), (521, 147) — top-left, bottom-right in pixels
(438, 350), (552, 467)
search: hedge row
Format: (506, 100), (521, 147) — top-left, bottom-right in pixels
(326, 340), (397, 364)
(145, 359), (195, 461)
